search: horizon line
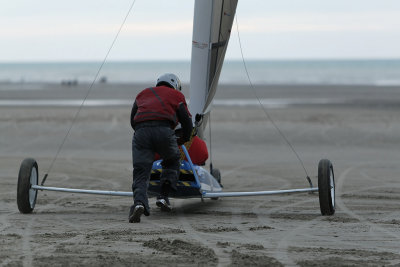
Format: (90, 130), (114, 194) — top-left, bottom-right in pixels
(1, 58), (400, 64)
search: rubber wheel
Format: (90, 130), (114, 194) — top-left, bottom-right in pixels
(211, 168), (221, 184)
(210, 168), (222, 200)
(318, 159), (335, 216)
(17, 158), (38, 214)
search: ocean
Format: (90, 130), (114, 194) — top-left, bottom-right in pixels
(0, 60), (400, 86)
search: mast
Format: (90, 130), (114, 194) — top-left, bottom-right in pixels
(189, 0), (238, 138)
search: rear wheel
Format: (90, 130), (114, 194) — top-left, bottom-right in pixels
(17, 158), (38, 214)
(318, 159), (335, 215)
(210, 168), (221, 200)
(211, 168), (221, 184)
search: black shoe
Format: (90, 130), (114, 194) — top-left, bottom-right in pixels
(129, 204), (144, 223)
(156, 196), (171, 212)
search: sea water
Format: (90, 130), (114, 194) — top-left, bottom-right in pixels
(0, 60), (399, 86)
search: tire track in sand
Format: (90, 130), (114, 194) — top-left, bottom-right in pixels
(272, 166), (399, 264)
(0, 204), (13, 233)
(229, 173), (298, 266)
(175, 199), (231, 267)
(256, 197), (318, 266)
(235, 167), (400, 265)
(336, 166), (400, 240)
(21, 217), (34, 267)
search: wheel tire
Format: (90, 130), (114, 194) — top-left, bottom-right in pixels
(318, 159), (335, 216)
(17, 158), (38, 214)
(210, 168), (222, 200)
(211, 168), (221, 184)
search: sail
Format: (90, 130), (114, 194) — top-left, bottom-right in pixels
(189, 0), (238, 137)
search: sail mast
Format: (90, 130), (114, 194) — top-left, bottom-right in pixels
(189, 0), (238, 137)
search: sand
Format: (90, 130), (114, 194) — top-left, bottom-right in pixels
(1, 83), (400, 266)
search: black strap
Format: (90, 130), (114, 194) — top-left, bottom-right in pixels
(149, 87), (177, 124)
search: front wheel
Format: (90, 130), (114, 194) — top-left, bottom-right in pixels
(318, 159), (335, 216)
(17, 158), (39, 214)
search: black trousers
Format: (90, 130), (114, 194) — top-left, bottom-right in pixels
(131, 122), (180, 214)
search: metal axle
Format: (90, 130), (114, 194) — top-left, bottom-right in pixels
(203, 187), (318, 198)
(31, 185), (133, 197)
(31, 185), (318, 198)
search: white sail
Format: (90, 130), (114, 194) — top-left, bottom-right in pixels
(189, 0), (238, 137)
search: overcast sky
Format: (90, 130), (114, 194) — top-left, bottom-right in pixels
(1, 0), (400, 62)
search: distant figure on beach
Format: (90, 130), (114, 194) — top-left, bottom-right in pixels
(99, 76), (107, 83)
(61, 79), (78, 86)
(129, 73), (192, 223)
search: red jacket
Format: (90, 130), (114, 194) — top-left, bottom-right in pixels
(132, 86), (190, 128)
(182, 136), (209, 165)
(154, 136), (209, 165)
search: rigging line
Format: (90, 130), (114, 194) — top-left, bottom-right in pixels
(234, 15), (311, 180)
(41, 0), (138, 186)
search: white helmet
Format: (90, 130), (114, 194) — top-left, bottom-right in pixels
(156, 73), (182, 91)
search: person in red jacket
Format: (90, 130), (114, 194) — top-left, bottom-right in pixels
(154, 130), (209, 165)
(182, 136), (209, 165)
(129, 73), (192, 223)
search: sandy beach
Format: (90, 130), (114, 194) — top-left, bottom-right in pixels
(1, 82), (400, 266)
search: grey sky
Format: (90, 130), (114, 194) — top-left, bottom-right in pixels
(1, 0), (400, 61)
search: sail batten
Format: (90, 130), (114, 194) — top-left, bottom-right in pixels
(190, 0), (238, 137)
